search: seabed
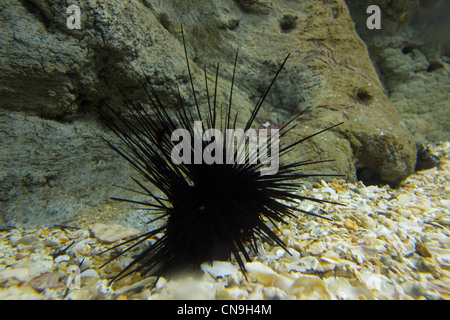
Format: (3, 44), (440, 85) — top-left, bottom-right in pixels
(0, 142), (449, 300)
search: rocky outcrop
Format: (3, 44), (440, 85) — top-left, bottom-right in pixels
(0, 0), (417, 227)
(346, 0), (450, 144)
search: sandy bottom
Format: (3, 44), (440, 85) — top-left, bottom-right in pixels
(0, 142), (449, 300)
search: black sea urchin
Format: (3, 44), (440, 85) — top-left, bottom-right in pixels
(97, 33), (343, 282)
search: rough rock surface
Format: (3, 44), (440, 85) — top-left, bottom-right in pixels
(346, 0), (450, 144)
(0, 0), (417, 228)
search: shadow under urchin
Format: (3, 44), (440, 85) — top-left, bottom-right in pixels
(97, 31), (344, 283)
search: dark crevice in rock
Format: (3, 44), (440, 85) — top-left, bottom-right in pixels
(356, 167), (400, 188)
(279, 14), (297, 32)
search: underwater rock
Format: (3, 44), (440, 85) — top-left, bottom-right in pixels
(346, 0), (450, 144)
(1, 0), (417, 227)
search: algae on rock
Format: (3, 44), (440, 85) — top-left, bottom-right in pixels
(0, 0), (418, 227)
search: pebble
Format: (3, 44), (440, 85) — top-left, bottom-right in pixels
(43, 238), (60, 247)
(216, 286), (249, 300)
(416, 241), (433, 258)
(289, 276), (331, 299)
(360, 215), (377, 229)
(298, 256), (320, 271)
(54, 255), (70, 264)
(344, 219), (359, 232)
(245, 261), (293, 291)
(28, 272), (65, 292)
(89, 223), (140, 243)
(200, 261), (239, 278)
(12, 234), (40, 246)
(311, 227), (328, 238)
(113, 277), (155, 295)
(80, 269), (100, 279)
(307, 242), (326, 256)
(0, 268), (30, 282)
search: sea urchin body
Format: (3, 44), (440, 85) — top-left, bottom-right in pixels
(97, 34), (343, 282)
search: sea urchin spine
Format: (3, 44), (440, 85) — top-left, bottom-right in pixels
(97, 33), (343, 282)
